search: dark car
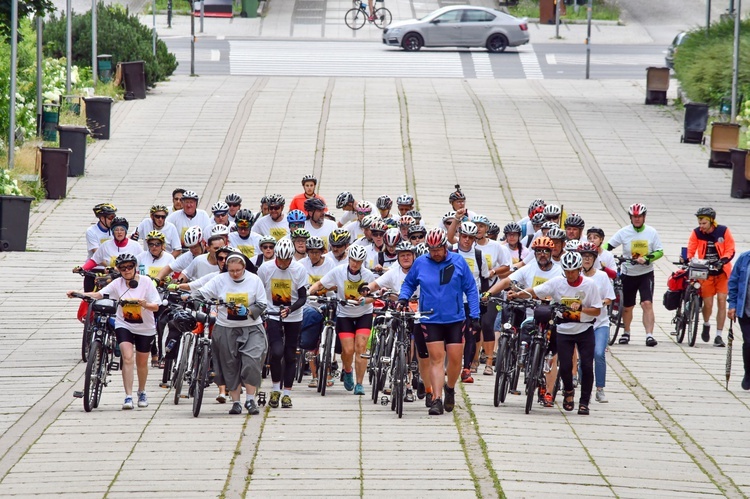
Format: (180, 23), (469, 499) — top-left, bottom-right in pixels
(666, 32), (688, 69)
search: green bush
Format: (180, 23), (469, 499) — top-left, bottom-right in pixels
(508, 0), (620, 21)
(43, 2), (177, 88)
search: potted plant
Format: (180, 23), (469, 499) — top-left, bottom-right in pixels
(0, 169), (34, 251)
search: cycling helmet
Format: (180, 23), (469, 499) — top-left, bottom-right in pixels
(541, 221), (559, 231)
(115, 253), (137, 267)
(695, 207), (716, 219)
(547, 227), (566, 240)
(472, 214), (490, 226)
(211, 224), (230, 237)
(369, 220), (388, 233)
(275, 239), (295, 259)
(259, 235), (277, 247)
(543, 204), (561, 217)
(225, 193), (242, 204)
(149, 204), (168, 215)
(565, 214), (585, 228)
(425, 228), (448, 248)
(528, 198), (545, 215)
(182, 190), (199, 201)
(329, 229), (351, 246)
(301, 174), (317, 185)
(531, 213), (546, 225)
(627, 203), (647, 216)
(560, 251), (583, 271)
(355, 200), (373, 215)
(442, 210), (457, 223)
(211, 201), (229, 215)
(260, 196), (269, 205)
(171, 309), (197, 332)
(448, 185), (465, 202)
(395, 242), (416, 253)
(564, 239), (581, 251)
(290, 228), (311, 240)
(183, 226), (203, 247)
(145, 230), (166, 244)
(337, 191), (355, 209)
(216, 245), (237, 257)
(576, 242), (599, 256)
(406, 210), (422, 221)
(459, 221), (478, 237)
(93, 203), (117, 217)
(267, 194), (285, 207)
(384, 228), (401, 247)
(304, 198), (326, 213)
(415, 242), (428, 257)
(487, 222), (500, 238)
(407, 224), (426, 237)
(347, 245), (368, 261)
(361, 214), (379, 229)
(503, 222), (522, 235)
(396, 194), (414, 206)
(531, 236), (554, 250)
(586, 226), (605, 239)
(235, 209), (253, 224)
(306, 236), (325, 251)
(398, 215), (416, 227)
(287, 210), (307, 224)
(376, 195), (393, 210)
(110, 217), (129, 231)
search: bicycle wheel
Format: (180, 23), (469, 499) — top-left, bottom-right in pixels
(525, 343), (541, 415)
(368, 330), (380, 386)
(320, 326), (333, 396)
(295, 348), (305, 384)
(394, 345), (406, 419)
(81, 309), (94, 362)
(675, 296), (687, 344)
(83, 340), (103, 412)
(608, 286), (624, 345)
(192, 345), (208, 417)
(173, 334), (191, 405)
(373, 7), (392, 29)
(687, 293), (701, 347)
(494, 336), (509, 407)
(370, 334), (382, 404)
(345, 7), (366, 30)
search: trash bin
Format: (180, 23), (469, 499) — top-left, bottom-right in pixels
(41, 103), (60, 142)
(119, 61), (147, 100)
(539, 0), (565, 24)
(730, 148), (750, 198)
(83, 96), (114, 140)
(57, 125), (90, 177)
(38, 147), (71, 199)
(645, 67), (670, 105)
(98, 54), (113, 83)
(241, 0), (258, 17)
(680, 103), (708, 144)
(0, 195), (34, 251)
(708, 122), (740, 168)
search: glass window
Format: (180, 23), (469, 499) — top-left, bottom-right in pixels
(434, 9), (463, 23)
(462, 9), (495, 22)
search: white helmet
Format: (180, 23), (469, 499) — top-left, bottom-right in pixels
(442, 210), (456, 223)
(560, 251), (583, 270)
(459, 221), (478, 237)
(259, 235), (277, 247)
(361, 214), (380, 229)
(211, 201), (229, 214)
(415, 242), (428, 257)
(564, 239), (581, 252)
(347, 245), (368, 261)
(275, 239), (295, 259)
(543, 204), (561, 217)
(211, 224), (230, 237)
(384, 228), (401, 247)
(183, 226), (203, 247)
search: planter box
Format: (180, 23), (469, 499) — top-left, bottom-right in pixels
(0, 195), (33, 251)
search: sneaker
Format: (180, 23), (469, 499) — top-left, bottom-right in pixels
(245, 399), (260, 415)
(269, 391), (281, 408)
(137, 391), (148, 408)
(645, 336), (657, 347)
(714, 336), (726, 348)
(483, 365), (494, 376)
(216, 393), (227, 404)
(595, 389), (608, 403)
(702, 324), (711, 342)
(444, 386), (456, 412)
(425, 392), (433, 408)
(542, 392), (553, 408)
(461, 369), (474, 384)
(229, 401), (243, 414)
(308, 378), (318, 388)
(417, 380), (426, 400)
(281, 395), (293, 408)
(428, 398), (444, 415)
(343, 371), (355, 391)
(122, 396), (134, 410)
(354, 383), (365, 395)
(742, 375), (750, 391)
(404, 389), (414, 402)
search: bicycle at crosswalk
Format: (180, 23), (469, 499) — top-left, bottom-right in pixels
(345, 0), (392, 30)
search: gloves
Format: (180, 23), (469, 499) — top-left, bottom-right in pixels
(555, 309), (566, 320)
(470, 318), (481, 332)
(236, 304), (248, 316)
(167, 283), (180, 291)
(481, 292), (491, 302)
(72, 266), (82, 273)
(397, 299), (409, 311)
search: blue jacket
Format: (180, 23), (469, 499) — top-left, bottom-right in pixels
(399, 251), (480, 324)
(728, 250), (750, 319)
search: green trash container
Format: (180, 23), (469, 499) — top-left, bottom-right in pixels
(42, 103), (60, 142)
(39, 147), (71, 199)
(241, 0), (258, 18)
(98, 54), (113, 83)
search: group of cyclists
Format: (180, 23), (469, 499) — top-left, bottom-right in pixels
(66, 173), (745, 416)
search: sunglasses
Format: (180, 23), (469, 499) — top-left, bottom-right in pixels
(236, 221), (250, 228)
(261, 245), (275, 250)
(147, 242), (162, 247)
(118, 264), (135, 271)
(217, 256), (226, 262)
(289, 224), (305, 230)
(269, 206), (283, 211)
(534, 249), (552, 255)
(409, 235), (424, 240)
(228, 203), (240, 207)
(371, 231), (385, 237)
(153, 214), (166, 220)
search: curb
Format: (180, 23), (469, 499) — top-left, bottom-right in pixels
(525, 17), (623, 26)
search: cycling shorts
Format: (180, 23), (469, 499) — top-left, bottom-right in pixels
(336, 314), (373, 339)
(421, 321), (465, 345)
(699, 273), (728, 298)
(621, 271), (654, 307)
(115, 328), (154, 353)
(411, 321), (429, 359)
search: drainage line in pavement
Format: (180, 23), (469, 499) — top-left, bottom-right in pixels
(358, 397), (364, 498)
(239, 405), (271, 496)
(395, 79), (418, 208)
(461, 81), (521, 222)
(558, 411), (617, 497)
(314, 78), (334, 189)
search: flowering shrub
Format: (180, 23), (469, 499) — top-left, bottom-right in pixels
(0, 169), (24, 196)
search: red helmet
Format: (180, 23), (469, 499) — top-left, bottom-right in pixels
(628, 203), (647, 216)
(425, 228), (448, 249)
(576, 242), (599, 256)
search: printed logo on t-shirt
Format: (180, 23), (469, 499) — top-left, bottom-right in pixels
(463, 256), (475, 272)
(344, 280), (361, 301)
(308, 275), (329, 295)
(532, 276), (549, 288)
(484, 255), (493, 272)
(180, 227), (189, 244)
(630, 240), (648, 259)
(147, 266), (162, 279)
(100, 237), (110, 244)
(560, 296), (583, 322)
(122, 302), (143, 324)
(270, 228), (288, 241)
(271, 278), (292, 306)
(109, 255), (118, 267)
(225, 292), (249, 321)
(238, 244), (256, 258)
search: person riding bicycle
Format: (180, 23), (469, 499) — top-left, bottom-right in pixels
(252, 194), (290, 240)
(225, 193), (243, 223)
(205, 201), (231, 237)
(364, 219), (388, 271)
(166, 190), (211, 245)
(605, 203), (664, 347)
(343, 201), (372, 241)
(137, 231), (175, 279)
(376, 228), (401, 271)
(181, 235), (224, 281)
(229, 209), (261, 259)
(289, 228), (310, 261)
(289, 175), (327, 213)
(398, 228), (480, 416)
(501, 222), (530, 271)
(135, 204), (182, 257)
(304, 197), (336, 243)
(687, 207), (735, 347)
(586, 226), (617, 279)
(564, 214), (585, 242)
(67, 253), (161, 410)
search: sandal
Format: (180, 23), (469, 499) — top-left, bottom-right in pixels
(327, 378), (334, 387)
(645, 336), (658, 347)
(563, 389), (575, 412)
(578, 404), (590, 415)
(151, 356), (159, 368)
(483, 365), (494, 376)
(618, 333), (630, 345)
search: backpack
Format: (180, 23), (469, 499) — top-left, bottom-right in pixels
(667, 269), (688, 292)
(663, 290), (682, 311)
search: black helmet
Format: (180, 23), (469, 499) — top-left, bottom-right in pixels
(93, 203), (117, 217)
(115, 253), (137, 267)
(266, 194), (285, 207)
(304, 197), (327, 213)
(586, 226), (605, 239)
(171, 309), (197, 332)
(565, 214), (585, 229)
(448, 184), (465, 202)
(376, 195), (393, 210)
(235, 208), (253, 223)
(503, 222), (522, 235)
(336, 191), (354, 209)
(111, 217), (129, 231)
(487, 222), (500, 237)
(695, 207), (716, 219)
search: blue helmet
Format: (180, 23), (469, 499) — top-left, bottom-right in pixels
(287, 210), (307, 224)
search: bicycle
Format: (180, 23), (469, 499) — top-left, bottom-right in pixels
(368, 308), (393, 404)
(523, 302), (565, 414)
(74, 268), (118, 362)
(181, 298), (222, 417)
(307, 296), (346, 396)
(671, 260), (712, 346)
(345, 0), (392, 30)
(607, 255), (638, 346)
(491, 297), (535, 407)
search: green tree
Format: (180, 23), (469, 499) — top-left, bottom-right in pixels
(0, 0), (55, 42)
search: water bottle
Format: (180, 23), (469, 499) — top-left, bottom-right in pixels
(165, 339), (177, 353)
(543, 351), (553, 373)
(360, 1), (366, 10)
(518, 341), (527, 367)
(138, 264), (146, 275)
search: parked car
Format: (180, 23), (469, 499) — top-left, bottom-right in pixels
(666, 32), (688, 69)
(382, 6), (529, 52)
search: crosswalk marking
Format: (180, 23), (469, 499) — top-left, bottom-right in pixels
(171, 48), (221, 62)
(471, 52), (494, 79)
(546, 53), (663, 66)
(517, 43), (543, 80)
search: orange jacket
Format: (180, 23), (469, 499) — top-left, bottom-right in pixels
(288, 193), (327, 214)
(687, 225), (735, 276)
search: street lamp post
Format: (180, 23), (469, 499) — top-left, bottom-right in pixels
(92, 0), (98, 85)
(66, 0), (72, 94)
(731, 0), (742, 123)
(36, 17), (43, 138)
(585, 0), (592, 79)
(8, 0), (18, 169)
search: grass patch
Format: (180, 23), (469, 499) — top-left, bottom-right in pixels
(143, 0), (243, 15)
(508, 0), (620, 21)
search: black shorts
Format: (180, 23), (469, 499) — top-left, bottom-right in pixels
(411, 322), (429, 359)
(115, 328), (154, 353)
(621, 271), (654, 307)
(421, 321), (465, 345)
(336, 314), (374, 338)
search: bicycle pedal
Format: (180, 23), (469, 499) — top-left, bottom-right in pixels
(360, 353), (371, 359)
(381, 357), (391, 365)
(73, 390), (83, 398)
(109, 361), (120, 371)
(380, 396), (389, 406)
(257, 391), (267, 406)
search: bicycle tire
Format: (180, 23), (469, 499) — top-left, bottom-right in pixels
(373, 7), (392, 28)
(295, 348), (305, 384)
(370, 333), (381, 403)
(551, 369), (561, 403)
(192, 345), (208, 417)
(368, 329), (379, 387)
(93, 338), (110, 409)
(173, 334), (191, 405)
(525, 343), (542, 415)
(81, 309), (94, 362)
(320, 326), (334, 396)
(83, 340), (103, 412)
(675, 295), (687, 344)
(345, 7), (366, 30)
(688, 293), (701, 347)
(494, 336), (509, 407)
(608, 286), (624, 346)
(395, 345), (405, 419)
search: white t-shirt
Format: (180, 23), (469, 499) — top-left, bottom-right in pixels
(166, 209), (212, 244)
(90, 239), (143, 268)
(136, 251), (175, 279)
(509, 261), (561, 290)
(86, 223), (112, 260)
(300, 256), (338, 287)
(585, 270), (615, 328)
(187, 271), (220, 290)
(199, 271), (267, 327)
(375, 264), (411, 296)
(476, 239), (511, 287)
(532, 276), (603, 335)
(251, 214), (290, 241)
(183, 254), (220, 280)
(136, 218), (182, 253)
(607, 224), (663, 276)
(504, 244), (531, 265)
(319, 265), (376, 318)
(229, 232), (262, 259)
(452, 244), (490, 292)
(256, 260), (308, 322)
(98, 276), (160, 335)
(340, 210), (356, 226)
(171, 251), (197, 273)
(595, 249), (617, 272)
(343, 220), (364, 241)
(364, 244), (386, 271)
(305, 219), (337, 245)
